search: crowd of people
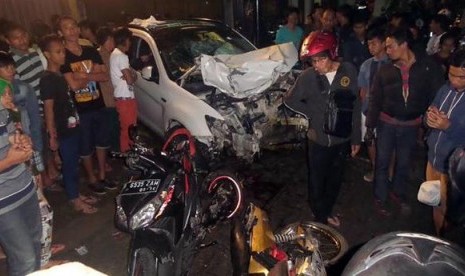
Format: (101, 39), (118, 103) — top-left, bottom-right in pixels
(0, 14), (138, 275)
(284, 2), (465, 238)
(0, 1), (465, 275)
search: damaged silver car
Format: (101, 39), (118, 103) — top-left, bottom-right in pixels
(128, 17), (307, 162)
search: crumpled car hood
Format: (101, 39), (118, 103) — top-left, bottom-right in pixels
(200, 42), (298, 99)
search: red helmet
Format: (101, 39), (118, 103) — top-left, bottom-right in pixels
(300, 31), (337, 60)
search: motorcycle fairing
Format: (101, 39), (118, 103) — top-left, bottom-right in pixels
(132, 218), (176, 259)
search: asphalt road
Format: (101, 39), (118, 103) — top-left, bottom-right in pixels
(1, 140), (464, 275)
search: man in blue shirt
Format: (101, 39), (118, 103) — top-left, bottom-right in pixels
(358, 26), (389, 183)
(275, 7), (304, 50)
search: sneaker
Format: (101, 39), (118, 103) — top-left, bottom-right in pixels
(101, 179), (117, 190)
(373, 199), (391, 217)
(363, 171), (374, 182)
(88, 182), (106, 195)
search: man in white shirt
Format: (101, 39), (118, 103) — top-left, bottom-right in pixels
(426, 14), (450, 56)
(109, 27), (137, 152)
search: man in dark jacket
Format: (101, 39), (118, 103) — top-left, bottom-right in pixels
(286, 31), (361, 227)
(366, 27), (444, 217)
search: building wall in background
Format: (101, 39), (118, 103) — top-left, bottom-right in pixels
(81, 0), (224, 25)
(0, 0), (71, 31)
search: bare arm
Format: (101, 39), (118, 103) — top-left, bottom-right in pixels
(0, 147), (32, 171)
(64, 72), (89, 91)
(63, 63), (109, 91)
(360, 87), (368, 103)
(121, 68), (137, 85)
(90, 63), (110, 82)
(0, 132), (33, 172)
(43, 99), (58, 151)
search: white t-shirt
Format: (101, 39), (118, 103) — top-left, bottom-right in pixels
(109, 48), (134, 98)
(325, 71), (337, 85)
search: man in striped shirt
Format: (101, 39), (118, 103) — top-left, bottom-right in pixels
(0, 78), (41, 276)
(5, 23), (61, 188)
(4, 23), (46, 103)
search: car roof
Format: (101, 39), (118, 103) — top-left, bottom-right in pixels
(128, 18), (225, 33)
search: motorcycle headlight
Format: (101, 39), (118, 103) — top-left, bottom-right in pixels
(129, 185), (175, 231)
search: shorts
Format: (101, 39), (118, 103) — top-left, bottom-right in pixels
(79, 108), (110, 157)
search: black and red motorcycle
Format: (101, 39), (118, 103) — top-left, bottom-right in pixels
(114, 127), (243, 276)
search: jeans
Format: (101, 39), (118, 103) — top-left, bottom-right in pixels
(307, 141), (349, 222)
(0, 193), (42, 276)
(374, 121), (418, 202)
(59, 133), (81, 200)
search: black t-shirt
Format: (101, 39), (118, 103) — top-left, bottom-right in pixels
(40, 71), (80, 139)
(61, 45), (105, 113)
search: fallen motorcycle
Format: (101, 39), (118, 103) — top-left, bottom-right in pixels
(113, 126), (243, 276)
(231, 203), (348, 276)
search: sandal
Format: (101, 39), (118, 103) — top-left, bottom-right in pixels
(71, 199), (98, 214)
(50, 243), (66, 256)
(327, 216), (341, 227)
(79, 194), (99, 205)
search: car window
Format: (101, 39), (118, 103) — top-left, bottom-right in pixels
(129, 37), (157, 72)
(153, 24), (255, 80)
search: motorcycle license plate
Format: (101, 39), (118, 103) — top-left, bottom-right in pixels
(121, 179), (161, 194)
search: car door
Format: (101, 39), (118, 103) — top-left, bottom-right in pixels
(128, 29), (165, 136)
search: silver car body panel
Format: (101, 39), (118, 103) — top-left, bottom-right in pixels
(129, 17), (306, 161)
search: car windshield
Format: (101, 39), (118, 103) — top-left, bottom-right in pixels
(151, 22), (255, 80)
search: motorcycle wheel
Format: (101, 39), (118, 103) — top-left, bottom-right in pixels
(304, 222), (348, 265)
(129, 248), (164, 276)
(278, 221), (348, 266)
(205, 170), (243, 220)
(162, 126), (192, 164)
(162, 126), (209, 170)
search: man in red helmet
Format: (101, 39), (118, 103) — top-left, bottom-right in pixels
(285, 31), (361, 227)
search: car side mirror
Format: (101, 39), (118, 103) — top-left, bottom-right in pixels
(141, 66), (159, 83)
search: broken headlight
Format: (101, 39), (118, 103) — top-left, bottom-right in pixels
(128, 185), (175, 230)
